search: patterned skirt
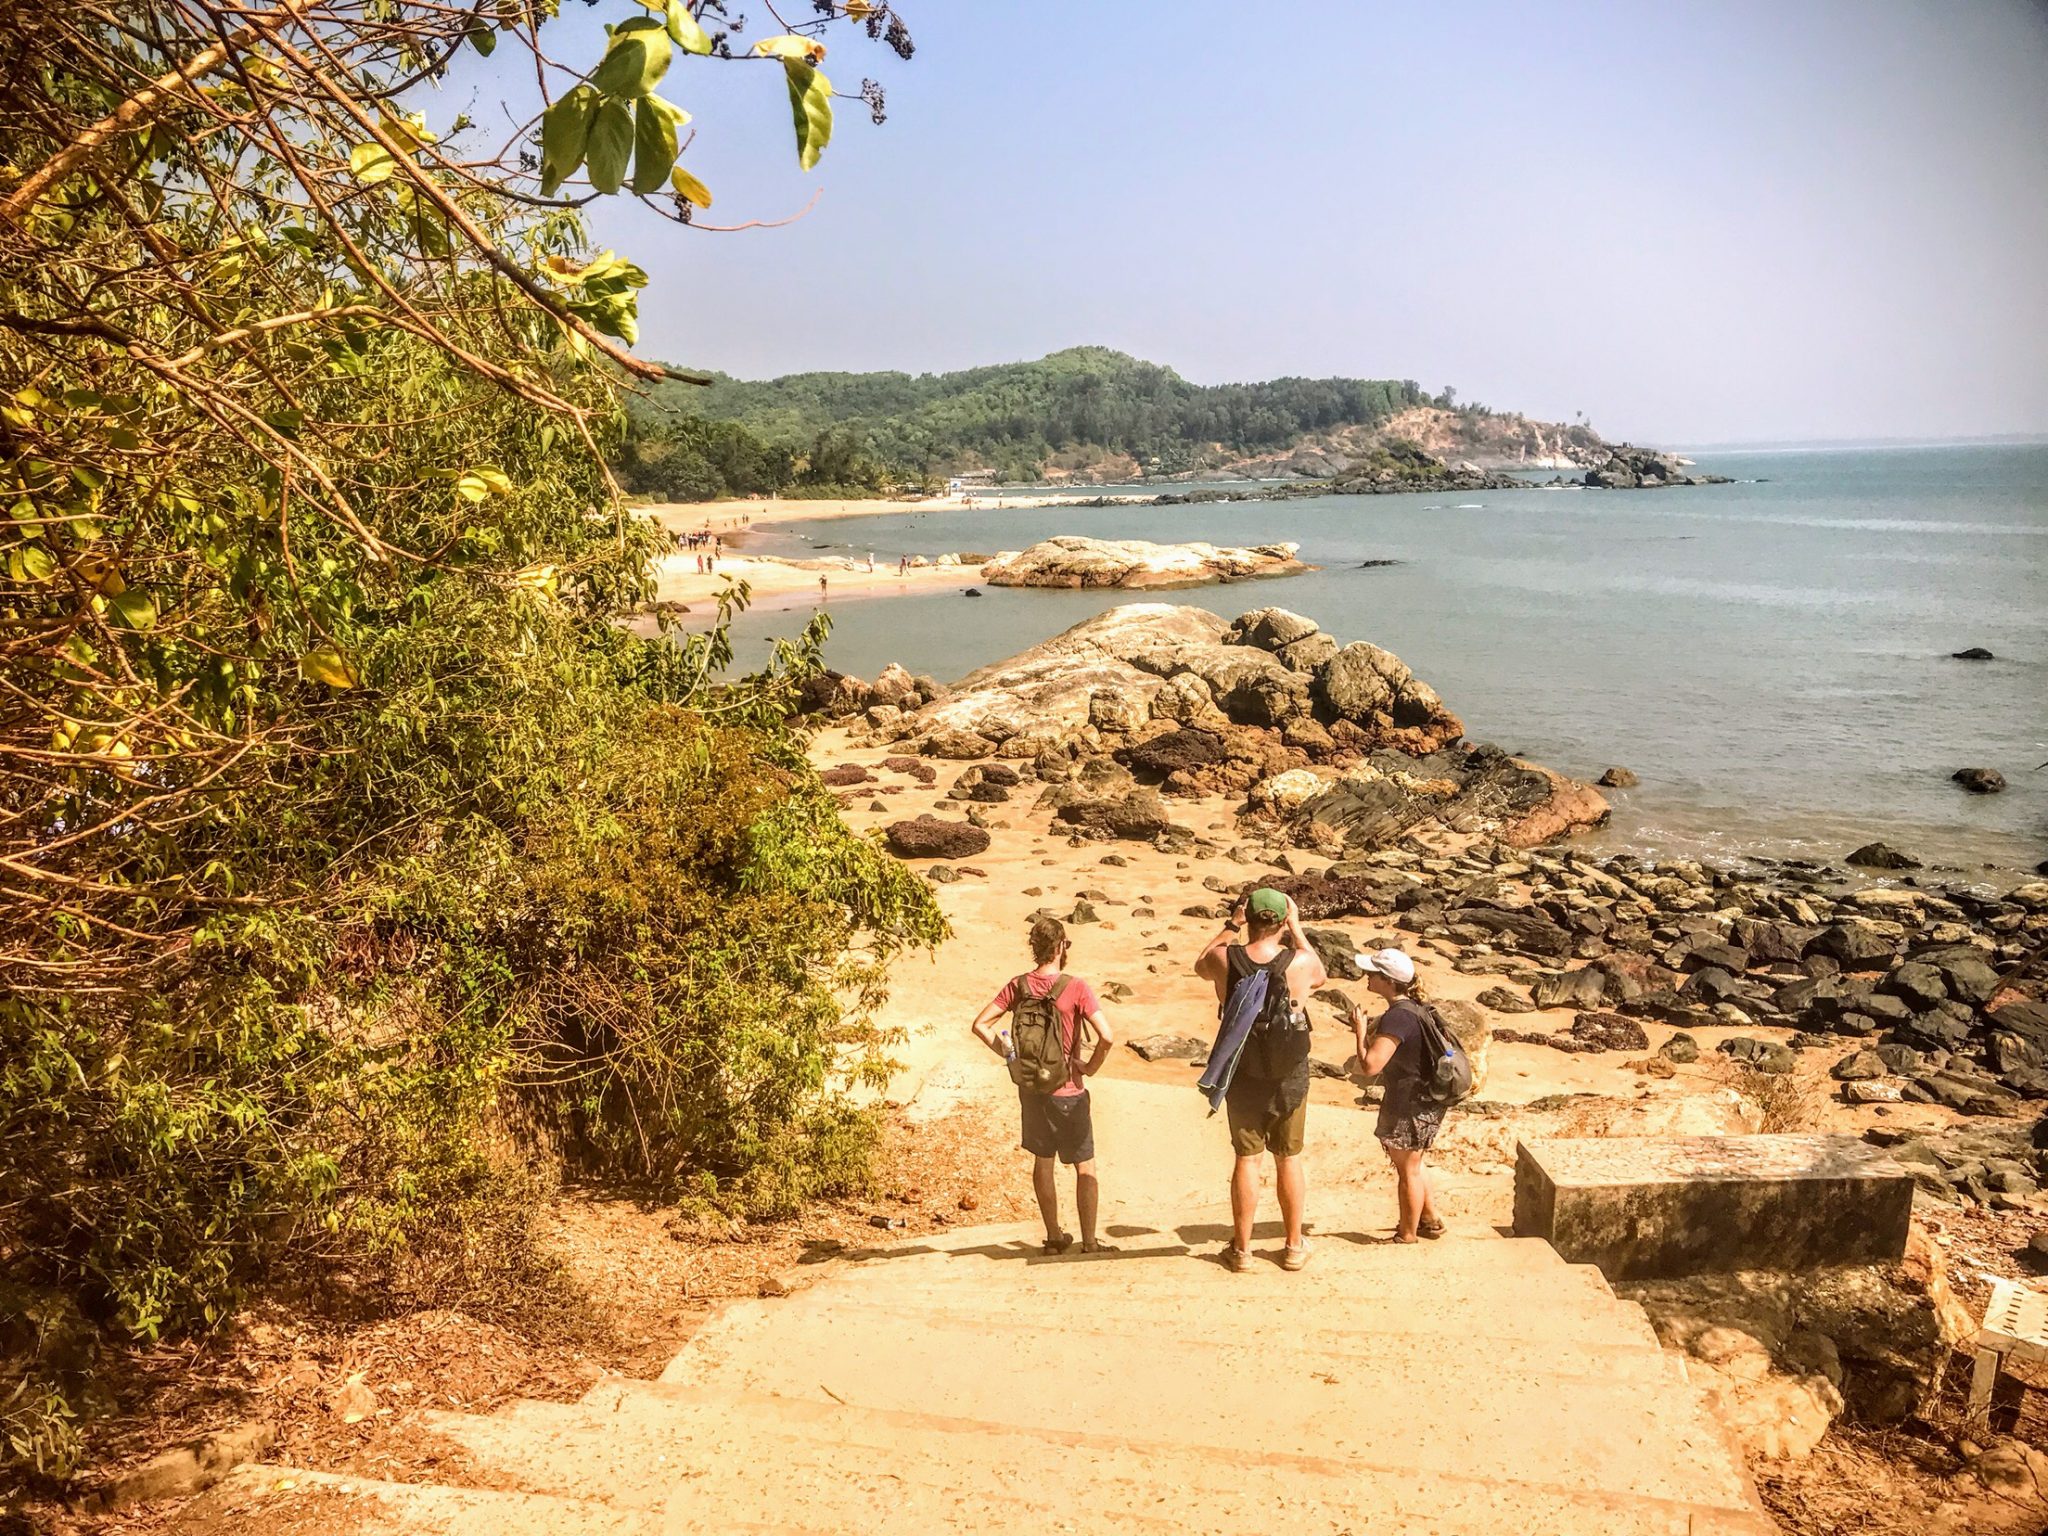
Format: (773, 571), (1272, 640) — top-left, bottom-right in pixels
(1375, 1100), (1447, 1151)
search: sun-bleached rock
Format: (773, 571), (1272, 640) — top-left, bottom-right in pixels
(981, 536), (1307, 589)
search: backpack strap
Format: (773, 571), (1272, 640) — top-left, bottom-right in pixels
(1046, 974), (1085, 1066)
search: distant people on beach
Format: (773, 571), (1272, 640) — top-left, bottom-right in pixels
(818, 574), (828, 601)
(971, 916), (1116, 1254)
(1195, 888), (1325, 1272)
(1349, 948), (1453, 1243)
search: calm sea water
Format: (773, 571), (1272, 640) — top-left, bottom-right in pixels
(715, 445), (2048, 877)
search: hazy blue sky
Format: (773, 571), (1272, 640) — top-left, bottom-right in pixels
(463, 1), (2048, 445)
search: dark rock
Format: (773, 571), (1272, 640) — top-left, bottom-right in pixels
(1597, 767), (1639, 789)
(884, 817), (991, 860)
(1874, 1043), (1924, 1075)
(1659, 1033), (1701, 1064)
(818, 764), (872, 787)
(1126, 1034), (1207, 1063)
(1496, 1011), (1648, 1054)
(1807, 922), (1899, 968)
(1933, 955), (1999, 1006)
(1832, 1049), (1887, 1081)
(1733, 919), (1822, 965)
(1531, 968), (1609, 1010)
(1950, 647), (1995, 661)
(1951, 767), (2006, 794)
(1847, 842), (1921, 870)
(1883, 962), (1948, 1012)
(1453, 907), (1575, 959)
(1054, 788), (1180, 841)
(1683, 942), (1750, 974)
(1477, 985), (1535, 1014)
(1115, 727), (1230, 781)
(1303, 926), (1364, 981)
(1684, 966), (1746, 1004)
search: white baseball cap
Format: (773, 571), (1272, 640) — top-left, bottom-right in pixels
(1353, 947), (1416, 985)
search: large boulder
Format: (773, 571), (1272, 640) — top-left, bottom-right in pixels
(884, 816), (991, 860)
(981, 537), (1305, 589)
(1225, 607), (1320, 650)
(1052, 787), (1181, 841)
(1315, 642), (1411, 720)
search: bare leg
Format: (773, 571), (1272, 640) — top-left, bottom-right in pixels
(1418, 1157), (1441, 1227)
(1032, 1155), (1062, 1242)
(1386, 1145), (1420, 1239)
(1074, 1160), (1099, 1248)
(1273, 1154), (1305, 1248)
(1230, 1154), (1261, 1253)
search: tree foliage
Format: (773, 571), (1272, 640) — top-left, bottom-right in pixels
(631, 346), (1438, 486)
(0, 0), (928, 1482)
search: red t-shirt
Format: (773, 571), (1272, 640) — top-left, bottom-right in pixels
(991, 971), (1100, 1097)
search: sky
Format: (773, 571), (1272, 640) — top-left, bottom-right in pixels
(453, 0), (2048, 446)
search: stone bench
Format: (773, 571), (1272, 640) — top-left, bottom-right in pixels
(1513, 1134), (1914, 1279)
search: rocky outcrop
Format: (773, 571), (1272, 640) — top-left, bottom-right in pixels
(1583, 445), (1733, 489)
(834, 603), (1467, 767)
(1617, 1225), (1974, 1439)
(981, 537), (1307, 589)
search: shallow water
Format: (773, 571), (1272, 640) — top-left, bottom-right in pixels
(715, 444), (2048, 877)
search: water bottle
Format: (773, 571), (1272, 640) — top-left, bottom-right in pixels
(998, 1028), (1014, 1061)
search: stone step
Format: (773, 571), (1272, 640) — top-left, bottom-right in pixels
(637, 1312), (1748, 1510)
(491, 1385), (1765, 1533)
(174, 1463), (760, 1535)
(755, 1257), (1661, 1347)
(670, 1293), (1678, 1381)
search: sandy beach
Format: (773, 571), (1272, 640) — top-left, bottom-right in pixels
(637, 489), (1149, 544)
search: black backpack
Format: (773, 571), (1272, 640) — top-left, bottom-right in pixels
(1006, 974), (1080, 1095)
(1409, 1003), (1475, 1107)
(1236, 951), (1310, 1082)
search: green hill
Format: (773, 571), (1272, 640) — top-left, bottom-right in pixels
(617, 348), (1602, 500)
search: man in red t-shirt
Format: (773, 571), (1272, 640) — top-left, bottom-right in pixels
(970, 916), (1116, 1253)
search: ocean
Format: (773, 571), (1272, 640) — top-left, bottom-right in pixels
(712, 444), (2048, 879)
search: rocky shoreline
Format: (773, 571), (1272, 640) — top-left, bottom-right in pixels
(803, 601), (2048, 1170)
(1048, 441), (1732, 506)
(980, 536), (1308, 589)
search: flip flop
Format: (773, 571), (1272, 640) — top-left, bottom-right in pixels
(1081, 1239), (1118, 1254)
(1418, 1219), (1446, 1240)
(1042, 1232), (1075, 1255)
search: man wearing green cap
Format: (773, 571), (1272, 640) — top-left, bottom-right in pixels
(1194, 886), (1327, 1271)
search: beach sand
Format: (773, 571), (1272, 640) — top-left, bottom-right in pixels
(647, 550), (976, 614)
(638, 489), (1149, 544)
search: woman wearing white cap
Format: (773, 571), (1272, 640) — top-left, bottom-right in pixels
(1349, 947), (1447, 1243)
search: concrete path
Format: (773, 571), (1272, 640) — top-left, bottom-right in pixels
(182, 1177), (1773, 1534)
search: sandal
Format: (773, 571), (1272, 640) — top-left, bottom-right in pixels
(1042, 1232), (1074, 1255)
(1281, 1239), (1312, 1272)
(1081, 1238), (1118, 1254)
(1418, 1218), (1446, 1240)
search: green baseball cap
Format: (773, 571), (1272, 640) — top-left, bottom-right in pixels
(1247, 887), (1289, 921)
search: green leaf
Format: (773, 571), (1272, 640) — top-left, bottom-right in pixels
(456, 467), (514, 501)
(665, 1), (713, 54)
(669, 165), (713, 208)
(108, 589), (157, 631)
(19, 545), (56, 582)
(469, 25), (496, 57)
(540, 86), (600, 194)
(783, 61), (834, 172)
(586, 99), (635, 195)
(631, 97), (682, 194)
(348, 142), (397, 184)
(590, 18), (674, 99)
(298, 646), (359, 689)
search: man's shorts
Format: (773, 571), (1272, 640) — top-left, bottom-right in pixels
(1227, 1092), (1307, 1158)
(1019, 1088), (1095, 1165)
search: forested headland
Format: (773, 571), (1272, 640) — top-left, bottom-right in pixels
(617, 347), (1607, 499)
